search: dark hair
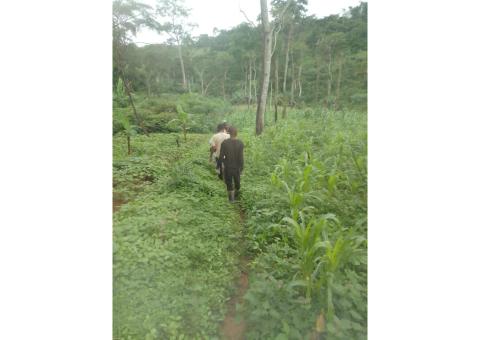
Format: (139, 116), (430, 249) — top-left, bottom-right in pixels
(217, 122), (228, 132)
(228, 126), (238, 137)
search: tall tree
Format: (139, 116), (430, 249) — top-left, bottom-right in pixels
(255, 0), (273, 135)
(156, 0), (194, 91)
(113, 0), (159, 131)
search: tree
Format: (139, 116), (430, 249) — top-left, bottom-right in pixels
(156, 0), (195, 91)
(255, 0), (273, 136)
(113, 0), (159, 131)
(272, 0), (307, 115)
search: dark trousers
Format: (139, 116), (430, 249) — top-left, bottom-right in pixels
(224, 167), (241, 191)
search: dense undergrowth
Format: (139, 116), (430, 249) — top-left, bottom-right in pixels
(113, 92), (233, 135)
(235, 109), (367, 339)
(113, 134), (242, 339)
(113, 106), (367, 339)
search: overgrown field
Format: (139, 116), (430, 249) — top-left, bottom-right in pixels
(113, 134), (242, 339)
(113, 107), (367, 339)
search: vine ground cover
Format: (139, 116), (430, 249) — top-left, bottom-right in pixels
(113, 107), (367, 339)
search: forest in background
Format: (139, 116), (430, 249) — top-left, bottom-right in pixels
(113, 1), (367, 135)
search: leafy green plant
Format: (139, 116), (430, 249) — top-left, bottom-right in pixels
(168, 104), (193, 141)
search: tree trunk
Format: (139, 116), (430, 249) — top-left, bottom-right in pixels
(200, 72), (205, 95)
(274, 54), (279, 123)
(127, 135), (131, 155)
(298, 64), (303, 97)
(315, 53), (321, 103)
(256, 0), (272, 136)
(327, 46), (333, 108)
(282, 102), (287, 119)
(269, 79), (273, 112)
(146, 75), (151, 97)
(282, 25), (292, 94)
(335, 57), (343, 110)
(248, 58), (252, 110)
(244, 63), (248, 100)
(290, 52), (295, 105)
(222, 69), (227, 100)
(177, 41), (187, 90)
(253, 58), (257, 103)
(204, 76), (216, 96)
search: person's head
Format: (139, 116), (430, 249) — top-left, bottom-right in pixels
(228, 126), (238, 138)
(216, 123), (227, 132)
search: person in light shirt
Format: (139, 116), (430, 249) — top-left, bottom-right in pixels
(209, 123), (230, 180)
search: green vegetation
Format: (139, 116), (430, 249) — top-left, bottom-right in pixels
(113, 1), (367, 112)
(113, 1), (367, 338)
(238, 109), (367, 339)
(113, 107), (367, 339)
(113, 133), (242, 339)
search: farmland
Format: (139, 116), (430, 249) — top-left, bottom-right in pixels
(113, 107), (367, 339)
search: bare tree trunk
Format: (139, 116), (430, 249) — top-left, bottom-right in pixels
(199, 71), (205, 95)
(298, 64), (303, 97)
(146, 75), (151, 97)
(253, 57), (257, 103)
(222, 69), (227, 100)
(204, 76), (216, 96)
(327, 46), (333, 108)
(334, 57), (343, 110)
(274, 54), (279, 123)
(269, 79), (273, 112)
(244, 63), (248, 100)
(256, 0), (272, 136)
(290, 52), (295, 105)
(127, 135), (131, 155)
(248, 58), (252, 110)
(282, 25), (292, 94)
(315, 55), (321, 103)
(177, 41), (187, 90)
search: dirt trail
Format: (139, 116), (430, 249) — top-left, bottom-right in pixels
(220, 207), (251, 340)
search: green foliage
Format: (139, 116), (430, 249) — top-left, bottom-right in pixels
(113, 2), (367, 109)
(113, 93), (233, 135)
(236, 108), (367, 339)
(113, 107), (367, 339)
(113, 133), (242, 339)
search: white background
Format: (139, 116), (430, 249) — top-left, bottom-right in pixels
(0, 0), (479, 339)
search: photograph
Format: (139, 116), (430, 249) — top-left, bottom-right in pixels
(112, 0), (367, 338)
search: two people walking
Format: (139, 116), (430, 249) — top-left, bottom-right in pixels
(209, 123), (244, 202)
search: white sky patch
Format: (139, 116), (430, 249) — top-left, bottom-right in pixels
(133, 0), (364, 45)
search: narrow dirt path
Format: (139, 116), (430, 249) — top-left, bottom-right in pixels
(220, 207), (251, 340)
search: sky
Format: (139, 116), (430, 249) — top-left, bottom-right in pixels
(134, 0), (364, 45)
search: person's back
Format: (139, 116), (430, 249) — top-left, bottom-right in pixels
(220, 139), (244, 170)
(219, 126), (244, 202)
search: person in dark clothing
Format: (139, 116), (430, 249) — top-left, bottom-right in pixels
(219, 126), (244, 202)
